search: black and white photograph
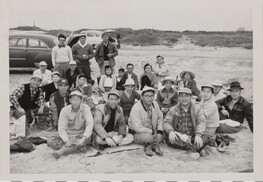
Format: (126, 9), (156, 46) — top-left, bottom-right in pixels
(4, 0), (259, 176)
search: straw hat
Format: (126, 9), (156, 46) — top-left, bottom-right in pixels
(123, 78), (136, 86)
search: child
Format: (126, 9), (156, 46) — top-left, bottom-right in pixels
(179, 71), (202, 101)
(99, 65), (117, 94)
(116, 68), (127, 91)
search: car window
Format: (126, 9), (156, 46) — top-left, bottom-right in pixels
(9, 39), (18, 47)
(16, 39), (27, 47)
(39, 41), (48, 48)
(28, 39), (40, 48)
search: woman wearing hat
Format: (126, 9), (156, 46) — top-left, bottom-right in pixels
(153, 55), (169, 88)
(156, 76), (178, 117)
(215, 81), (253, 133)
(119, 79), (141, 123)
(178, 71), (202, 101)
(140, 63), (157, 90)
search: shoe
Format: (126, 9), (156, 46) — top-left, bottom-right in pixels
(224, 135), (236, 142)
(200, 149), (206, 157)
(52, 152), (60, 159)
(99, 144), (109, 150)
(152, 144), (163, 156)
(144, 144), (154, 157)
(217, 141), (227, 153)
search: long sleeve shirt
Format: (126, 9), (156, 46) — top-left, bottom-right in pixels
(52, 45), (73, 66)
(58, 104), (94, 142)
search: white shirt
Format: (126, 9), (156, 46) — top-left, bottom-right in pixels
(52, 45), (73, 66)
(104, 76), (114, 87)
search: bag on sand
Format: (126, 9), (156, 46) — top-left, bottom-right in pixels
(216, 123), (243, 133)
(10, 137), (35, 153)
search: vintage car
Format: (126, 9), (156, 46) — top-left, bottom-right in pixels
(9, 32), (58, 70)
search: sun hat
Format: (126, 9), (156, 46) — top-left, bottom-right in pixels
(180, 71), (195, 79)
(161, 76), (175, 84)
(51, 71), (60, 77)
(69, 60), (77, 65)
(201, 85), (214, 93)
(107, 90), (120, 98)
(141, 86), (155, 95)
(123, 78), (136, 86)
(227, 81), (244, 91)
(178, 88), (192, 95)
(31, 74), (43, 81)
(69, 90), (83, 98)
(39, 61), (47, 66)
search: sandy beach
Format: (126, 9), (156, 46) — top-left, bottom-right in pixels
(9, 39), (253, 173)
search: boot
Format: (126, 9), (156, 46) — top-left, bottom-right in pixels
(144, 144), (154, 157)
(152, 144), (163, 156)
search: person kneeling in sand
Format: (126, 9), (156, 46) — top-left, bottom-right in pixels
(48, 90), (94, 159)
(163, 88), (208, 157)
(128, 86), (164, 156)
(93, 90), (134, 149)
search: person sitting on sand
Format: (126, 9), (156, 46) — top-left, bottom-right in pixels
(198, 85), (219, 139)
(48, 90), (94, 159)
(178, 71), (202, 101)
(116, 68), (127, 91)
(42, 71), (61, 102)
(153, 55), (169, 88)
(140, 63), (157, 90)
(156, 76), (178, 116)
(99, 65), (117, 94)
(163, 88), (208, 157)
(65, 60), (81, 90)
(119, 79), (141, 123)
(49, 78), (70, 131)
(212, 80), (228, 101)
(128, 86), (164, 156)
(215, 81), (253, 133)
(9, 74), (49, 129)
(74, 74), (93, 97)
(33, 61), (52, 86)
(93, 90), (134, 149)
(124, 63), (139, 89)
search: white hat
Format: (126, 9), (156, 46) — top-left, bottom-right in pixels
(39, 61), (47, 66)
(69, 60), (77, 65)
(69, 90), (83, 98)
(201, 85), (214, 93)
(212, 80), (223, 86)
(141, 86), (155, 95)
(123, 78), (135, 86)
(178, 88), (192, 95)
(31, 74), (43, 81)
(161, 76), (175, 84)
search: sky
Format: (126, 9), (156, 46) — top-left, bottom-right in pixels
(8, 0), (254, 31)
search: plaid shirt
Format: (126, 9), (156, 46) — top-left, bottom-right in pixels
(9, 84), (44, 109)
(175, 106), (194, 135)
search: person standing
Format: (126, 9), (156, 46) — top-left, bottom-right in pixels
(72, 33), (94, 82)
(153, 55), (169, 88)
(52, 34), (73, 78)
(95, 32), (118, 75)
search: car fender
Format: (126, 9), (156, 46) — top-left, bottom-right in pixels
(34, 52), (53, 69)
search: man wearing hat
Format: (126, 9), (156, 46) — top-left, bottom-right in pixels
(72, 33), (94, 83)
(156, 76), (178, 116)
(10, 74), (45, 127)
(65, 60), (81, 89)
(94, 90), (134, 149)
(179, 71), (202, 101)
(33, 61), (52, 86)
(49, 78), (70, 131)
(212, 80), (228, 101)
(163, 88), (207, 156)
(52, 34), (73, 78)
(48, 90), (94, 159)
(215, 81), (253, 132)
(42, 71), (61, 102)
(128, 86), (164, 156)
(95, 32), (118, 75)
(199, 85), (219, 139)
(119, 78), (141, 122)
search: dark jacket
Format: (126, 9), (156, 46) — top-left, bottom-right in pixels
(42, 82), (57, 102)
(156, 87), (178, 109)
(116, 75), (128, 91)
(95, 42), (118, 66)
(180, 79), (201, 98)
(216, 95), (253, 132)
(71, 43), (94, 63)
(65, 68), (81, 88)
(18, 84), (40, 110)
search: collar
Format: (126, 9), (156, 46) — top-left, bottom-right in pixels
(179, 103), (190, 113)
(78, 41), (88, 48)
(104, 103), (121, 115)
(58, 45), (65, 48)
(140, 100), (155, 112)
(29, 84), (38, 91)
(106, 74), (112, 78)
(103, 42), (109, 47)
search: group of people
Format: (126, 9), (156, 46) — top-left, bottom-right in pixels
(9, 32), (253, 159)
